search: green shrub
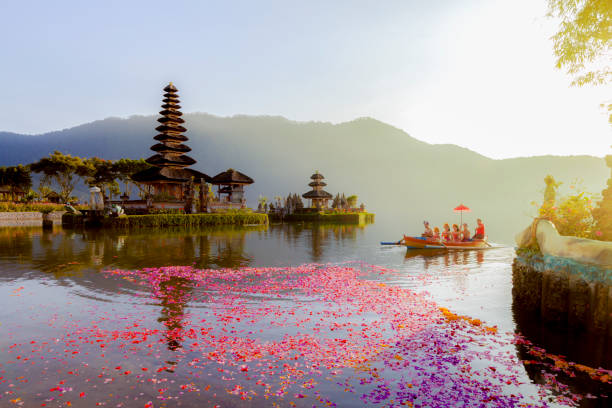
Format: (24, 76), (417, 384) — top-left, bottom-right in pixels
(106, 213), (268, 228)
(535, 176), (596, 238)
(0, 202), (87, 213)
(148, 208), (186, 215)
(592, 155), (612, 241)
(282, 212), (374, 224)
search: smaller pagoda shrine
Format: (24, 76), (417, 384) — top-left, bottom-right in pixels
(302, 171), (332, 209)
(210, 169), (254, 208)
(131, 83), (210, 201)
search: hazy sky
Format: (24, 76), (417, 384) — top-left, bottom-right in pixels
(1, 0), (610, 158)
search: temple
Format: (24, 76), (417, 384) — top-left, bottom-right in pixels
(209, 169), (254, 210)
(302, 171), (332, 209)
(131, 83), (210, 200)
(0, 186), (25, 202)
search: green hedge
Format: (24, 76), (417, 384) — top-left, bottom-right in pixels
(105, 213), (269, 228)
(273, 212), (375, 224)
(0, 202), (83, 212)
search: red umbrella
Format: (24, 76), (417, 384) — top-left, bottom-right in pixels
(453, 204), (471, 225)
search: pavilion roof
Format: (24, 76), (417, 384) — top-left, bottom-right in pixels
(0, 185), (25, 194)
(308, 181), (327, 187)
(211, 169), (254, 185)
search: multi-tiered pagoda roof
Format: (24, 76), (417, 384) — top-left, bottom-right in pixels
(303, 171), (332, 200)
(132, 83), (210, 184)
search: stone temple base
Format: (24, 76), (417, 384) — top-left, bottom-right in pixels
(512, 255), (611, 335)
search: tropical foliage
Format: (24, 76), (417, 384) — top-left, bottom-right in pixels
(536, 175), (597, 238)
(591, 155), (612, 239)
(547, 0), (612, 122)
(0, 202), (84, 213)
(108, 213), (268, 228)
(113, 158), (152, 198)
(84, 157), (120, 200)
(0, 165), (32, 200)
(30, 151), (91, 203)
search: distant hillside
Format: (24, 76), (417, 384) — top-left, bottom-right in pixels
(1, 114), (608, 243)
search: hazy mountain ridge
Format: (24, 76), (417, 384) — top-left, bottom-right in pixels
(1, 113), (608, 243)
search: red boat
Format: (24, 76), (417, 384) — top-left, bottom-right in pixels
(401, 235), (489, 250)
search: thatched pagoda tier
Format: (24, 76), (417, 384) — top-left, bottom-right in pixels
(146, 154), (196, 167)
(150, 143), (191, 153)
(158, 116), (184, 124)
(164, 83), (178, 92)
(160, 105), (182, 112)
(303, 189), (333, 199)
(153, 133), (188, 142)
(155, 124), (187, 134)
(311, 172), (324, 180)
(131, 167), (211, 184)
(308, 180), (327, 187)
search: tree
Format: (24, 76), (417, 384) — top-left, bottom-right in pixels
(0, 165), (32, 200)
(30, 151), (90, 203)
(84, 157), (120, 200)
(332, 193), (340, 209)
(340, 193), (348, 209)
(592, 154), (612, 240)
(113, 158), (152, 198)
(547, 0), (612, 122)
(347, 195), (358, 208)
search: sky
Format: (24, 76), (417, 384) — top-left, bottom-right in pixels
(0, 0), (610, 159)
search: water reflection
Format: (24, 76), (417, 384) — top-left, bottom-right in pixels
(157, 276), (191, 354)
(404, 248), (485, 270)
(512, 291), (612, 405)
(1, 224), (610, 406)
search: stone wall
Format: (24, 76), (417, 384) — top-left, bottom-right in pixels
(512, 255), (612, 337)
(0, 211), (65, 226)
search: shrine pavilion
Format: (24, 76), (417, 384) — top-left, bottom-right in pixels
(0, 186), (25, 202)
(210, 169), (254, 206)
(302, 171), (332, 209)
(131, 83), (210, 200)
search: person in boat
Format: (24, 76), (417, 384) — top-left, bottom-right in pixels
(451, 224), (461, 242)
(433, 227), (441, 241)
(461, 223), (472, 242)
(472, 218), (485, 240)
(441, 223), (452, 242)
(421, 221), (434, 238)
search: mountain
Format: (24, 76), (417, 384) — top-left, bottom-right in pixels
(1, 114), (609, 243)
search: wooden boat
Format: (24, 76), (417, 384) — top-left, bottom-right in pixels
(401, 235), (489, 250)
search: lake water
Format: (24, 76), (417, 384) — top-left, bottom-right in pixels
(0, 222), (609, 407)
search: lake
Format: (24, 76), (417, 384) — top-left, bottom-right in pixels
(0, 222), (609, 407)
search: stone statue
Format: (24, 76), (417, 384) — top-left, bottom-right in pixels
(64, 204), (81, 215)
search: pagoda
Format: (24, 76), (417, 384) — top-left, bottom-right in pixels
(302, 171), (332, 209)
(132, 83), (210, 200)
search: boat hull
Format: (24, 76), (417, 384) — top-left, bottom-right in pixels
(402, 235), (488, 250)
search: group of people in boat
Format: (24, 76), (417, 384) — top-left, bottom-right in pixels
(421, 218), (485, 242)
